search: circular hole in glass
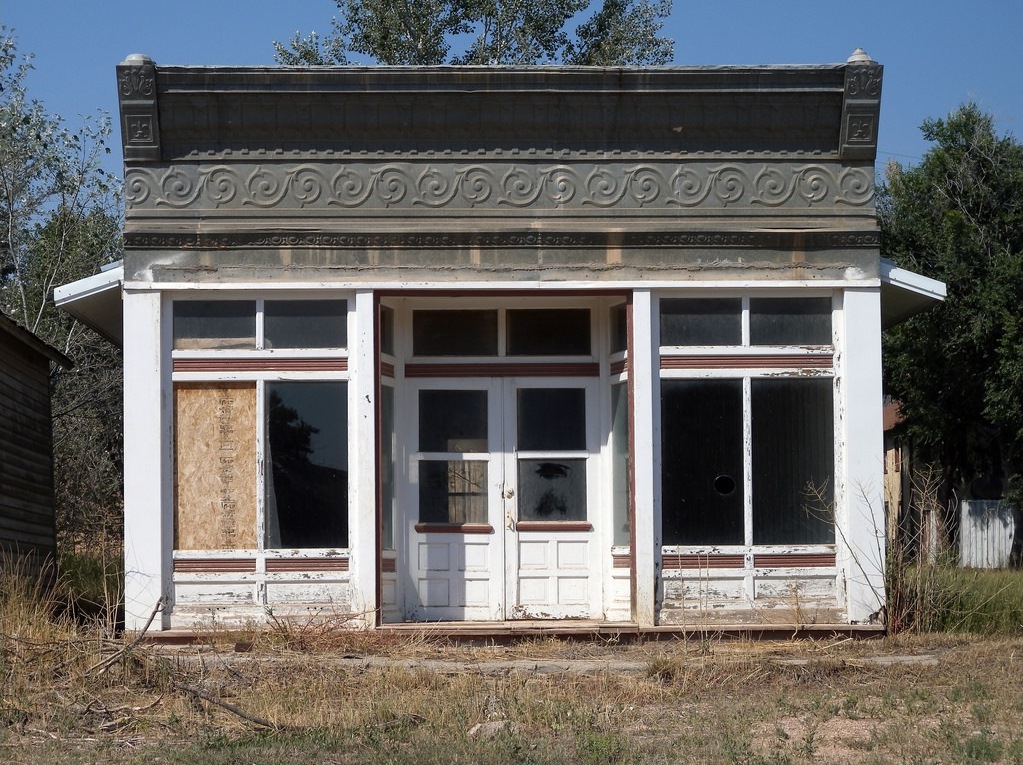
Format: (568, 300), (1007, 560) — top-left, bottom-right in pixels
(713, 474), (736, 496)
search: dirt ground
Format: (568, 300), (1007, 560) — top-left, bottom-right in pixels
(2, 631), (1022, 764)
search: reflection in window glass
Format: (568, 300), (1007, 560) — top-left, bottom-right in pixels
(379, 305), (395, 356)
(265, 381), (348, 548)
(264, 300), (347, 349)
(610, 303), (628, 355)
(751, 378), (834, 544)
(173, 301), (256, 350)
(381, 384), (395, 549)
(660, 379), (744, 545)
(660, 298), (741, 346)
(419, 461), (488, 523)
(611, 383), (631, 545)
(750, 297), (832, 346)
(517, 388), (586, 451)
(518, 459), (586, 521)
(506, 309), (591, 355)
(419, 390), (488, 452)
(413, 310), (498, 356)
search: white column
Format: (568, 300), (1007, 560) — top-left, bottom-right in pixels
(122, 289), (171, 631)
(348, 290), (378, 625)
(631, 289), (658, 626)
(839, 287), (886, 623)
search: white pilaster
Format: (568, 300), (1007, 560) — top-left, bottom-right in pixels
(122, 289), (171, 630)
(349, 290), (378, 625)
(631, 289), (658, 626)
(839, 288), (886, 623)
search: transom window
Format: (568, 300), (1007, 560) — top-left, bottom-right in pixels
(411, 308), (591, 357)
(173, 299), (347, 350)
(660, 296), (832, 347)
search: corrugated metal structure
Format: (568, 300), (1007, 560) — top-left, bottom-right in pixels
(0, 313), (72, 577)
(959, 500), (1020, 569)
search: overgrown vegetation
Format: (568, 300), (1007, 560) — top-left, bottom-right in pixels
(3, 561), (1023, 765)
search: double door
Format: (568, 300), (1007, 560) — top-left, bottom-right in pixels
(403, 377), (600, 621)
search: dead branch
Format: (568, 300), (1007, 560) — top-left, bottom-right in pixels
(174, 682), (290, 731)
(86, 597), (163, 676)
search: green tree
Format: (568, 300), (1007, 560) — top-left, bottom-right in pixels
(0, 30), (123, 553)
(880, 104), (1023, 515)
(274, 0), (673, 66)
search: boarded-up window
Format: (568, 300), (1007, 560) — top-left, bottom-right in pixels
(174, 383), (258, 549)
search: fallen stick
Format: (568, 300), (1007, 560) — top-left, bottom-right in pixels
(174, 683), (287, 731)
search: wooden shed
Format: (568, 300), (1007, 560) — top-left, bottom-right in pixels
(0, 312), (72, 578)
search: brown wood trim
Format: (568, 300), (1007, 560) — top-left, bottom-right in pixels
(381, 558), (397, 573)
(265, 558), (349, 573)
(380, 361), (395, 378)
(414, 523), (495, 534)
(754, 553), (836, 568)
(609, 359), (628, 376)
(174, 358), (348, 373)
(660, 354), (833, 370)
(612, 554), (632, 569)
(173, 558), (257, 574)
(406, 362), (600, 378)
(661, 554), (745, 570)
(515, 521), (593, 532)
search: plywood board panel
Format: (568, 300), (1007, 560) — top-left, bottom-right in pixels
(174, 383), (257, 550)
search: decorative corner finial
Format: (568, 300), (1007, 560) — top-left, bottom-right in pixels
(122, 53), (154, 66)
(847, 48), (874, 64)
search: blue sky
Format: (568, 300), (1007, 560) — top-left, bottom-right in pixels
(5, 1), (1023, 178)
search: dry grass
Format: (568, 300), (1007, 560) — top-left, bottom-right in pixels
(3, 576), (1023, 765)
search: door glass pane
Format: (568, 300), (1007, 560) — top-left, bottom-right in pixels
(518, 459), (586, 521)
(660, 298), (741, 346)
(517, 388), (586, 451)
(173, 301), (256, 350)
(660, 379), (744, 545)
(379, 305), (395, 356)
(749, 297), (832, 346)
(611, 383), (631, 545)
(265, 381), (348, 548)
(419, 460), (488, 523)
(506, 309), (591, 355)
(419, 390), (488, 452)
(413, 310), (498, 356)
(264, 300), (347, 349)
(752, 378), (835, 544)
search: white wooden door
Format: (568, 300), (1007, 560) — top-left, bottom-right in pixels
(404, 378), (601, 621)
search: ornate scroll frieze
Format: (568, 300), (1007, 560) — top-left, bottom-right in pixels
(125, 161), (874, 214)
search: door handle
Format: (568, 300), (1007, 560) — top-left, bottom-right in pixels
(502, 487), (515, 499)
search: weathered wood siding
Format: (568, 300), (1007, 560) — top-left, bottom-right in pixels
(960, 500), (1020, 569)
(0, 328), (56, 575)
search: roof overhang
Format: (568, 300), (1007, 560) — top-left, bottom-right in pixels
(53, 264), (124, 346)
(880, 258), (946, 329)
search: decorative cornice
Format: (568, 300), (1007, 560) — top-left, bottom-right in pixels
(117, 56), (161, 162)
(840, 62), (883, 161)
(124, 229), (879, 250)
(124, 161), (873, 214)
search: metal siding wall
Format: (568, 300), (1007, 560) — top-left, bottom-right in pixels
(959, 500), (1018, 569)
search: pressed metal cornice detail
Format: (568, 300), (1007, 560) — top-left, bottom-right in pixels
(124, 161), (874, 214)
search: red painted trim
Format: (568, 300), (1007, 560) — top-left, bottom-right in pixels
(381, 558), (397, 573)
(754, 553), (836, 568)
(380, 361), (395, 378)
(173, 558), (257, 573)
(414, 523), (495, 534)
(265, 558), (350, 572)
(406, 362), (599, 378)
(609, 359), (628, 376)
(612, 554), (632, 569)
(374, 289), (630, 299)
(174, 358), (348, 373)
(660, 354), (833, 370)
(515, 521), (593, 532)
(661, 554), (745, 570)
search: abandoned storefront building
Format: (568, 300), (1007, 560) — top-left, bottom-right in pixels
(56, 51), (945, 632)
